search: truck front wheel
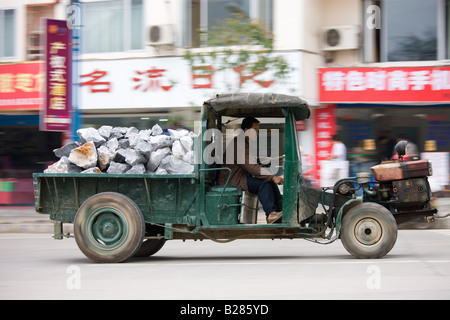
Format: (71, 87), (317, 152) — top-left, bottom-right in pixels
(74, 192), (145, 263)
(340, 203), (397, 259)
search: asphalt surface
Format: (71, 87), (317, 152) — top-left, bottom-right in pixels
(1, 229), (450, 300)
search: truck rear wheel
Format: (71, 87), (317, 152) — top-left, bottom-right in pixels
(74, 192), (145, 263)
(340, 203), (397, 259)
(133, 239), (166, 257)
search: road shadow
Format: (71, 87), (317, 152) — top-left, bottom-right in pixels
(59, 250), (410, 265)
(127, 253), (406, 264)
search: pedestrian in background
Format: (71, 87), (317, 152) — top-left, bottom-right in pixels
(329, 135), (347, 161)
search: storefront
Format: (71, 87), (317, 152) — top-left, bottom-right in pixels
(317, 66), (450, 192)
(0, 62), (62, 205)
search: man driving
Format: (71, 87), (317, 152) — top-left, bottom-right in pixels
(217, 117), (284, 224)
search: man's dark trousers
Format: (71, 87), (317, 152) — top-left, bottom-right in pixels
(246, 174), (283, 217)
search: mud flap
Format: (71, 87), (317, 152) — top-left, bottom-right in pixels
(298, 186), (321, 222)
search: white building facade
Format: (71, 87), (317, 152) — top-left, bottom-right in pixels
(1, 0), (449, 193)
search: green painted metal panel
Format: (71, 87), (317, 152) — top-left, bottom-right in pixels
(33, 173), (200, 226)
(205, 187), (241, 225)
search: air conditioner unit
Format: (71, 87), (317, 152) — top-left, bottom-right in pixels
(321, 25), (359, 51)
(148, 25), (174, 46)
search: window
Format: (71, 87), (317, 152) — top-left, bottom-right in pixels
(130, 0), (143, 50)
(0, 9), (15, 58)
(26, 5), (54, 61)
(208, 0), (250, 30)
(384, 0), (438, 61)
(363, 0), (448, 62)
(184, 0), (273, 48)
(82, 0), (143, 54)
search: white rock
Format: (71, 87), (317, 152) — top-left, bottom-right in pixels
(134, 139), (153, 158)
(97, 145), (116, 171)
(80, 167), (102, 174)
(122, 148), (146, 166)
(182, 150), (194, 164)
(125, 163), (146, 174)
(138, 129), (152, 140)
(125, 126), (138, 138)
(53, 142), (80, 158)
(68, 141), (98, 169)
(98, 125), (113, 139)
(44, 156), (81, 173)
(107, 162), (131, 174)
(154, 167), (168, 175)
(160, 155), (194, 174)
(77, 128), (106, 147)
(149, 135), (172, 150)
(106, 137), (119, 152)
(128, 133), (140, 148)
(110, 127), (128, 139)
(113, 148), (127, 163)
(146, 147), (171, 172)
(118, 138), (130, 149)
(151, 124), (163, 136)
(168, 128), (189, 140)
(180, 135), (193, 152)
(172, 140), (184, 160)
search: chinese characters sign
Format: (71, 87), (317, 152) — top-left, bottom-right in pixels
(0, 62), (43, 110)
(313, 104), (336, 182)
(41, 19), (71, 132)
(319, 67), (450, 103)
(79, 52), (301, 110)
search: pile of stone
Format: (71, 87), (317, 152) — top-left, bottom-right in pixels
(44, 124), (196, 175)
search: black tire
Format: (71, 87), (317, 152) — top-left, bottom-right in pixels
(74, 192), (145, 263)
(341, 203), (397, 259)
(133, 239), (166, 257)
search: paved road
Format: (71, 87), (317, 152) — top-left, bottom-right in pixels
(0, 229), (449, 300)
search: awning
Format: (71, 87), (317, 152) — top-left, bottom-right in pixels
(203, 92), (310, 120)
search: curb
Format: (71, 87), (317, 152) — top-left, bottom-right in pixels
(0, 222), (74, 234)
(0, 223), (54, 234)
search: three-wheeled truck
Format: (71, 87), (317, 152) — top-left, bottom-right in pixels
(33, 93), (439, 263)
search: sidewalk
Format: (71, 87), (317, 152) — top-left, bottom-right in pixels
(0, 198), (449, 234)
(0, 206), (56, 233)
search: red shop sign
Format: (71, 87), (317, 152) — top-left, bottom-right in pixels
(0, 62), (43, 111)
(319, 66), (450, 103)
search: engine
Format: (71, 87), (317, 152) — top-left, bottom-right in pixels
(367, 159), (436, 215)
(315, 141), (437, 228)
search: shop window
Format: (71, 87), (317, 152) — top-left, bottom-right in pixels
(26, 5), (54, 61)
(0, 123), (62, 175)
(184, 0), (273, 48)
(82, 0), (143, 53)
(363, 0), (447, 62)
(0, 9), (15, 58)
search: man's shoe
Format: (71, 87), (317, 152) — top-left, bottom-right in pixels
(266, 212), (282, 224)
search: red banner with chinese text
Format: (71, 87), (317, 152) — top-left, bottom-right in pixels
(41, 19), (72, 132)
(0, 62), (43, 111)
(319, 66), (450, 103)
(313, 104), (336, 183)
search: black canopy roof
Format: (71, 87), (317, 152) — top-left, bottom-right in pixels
(203, 92), (310, 120)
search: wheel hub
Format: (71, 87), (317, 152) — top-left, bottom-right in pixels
(90, 211), (125, 247)
(354, 218), (382, 245)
